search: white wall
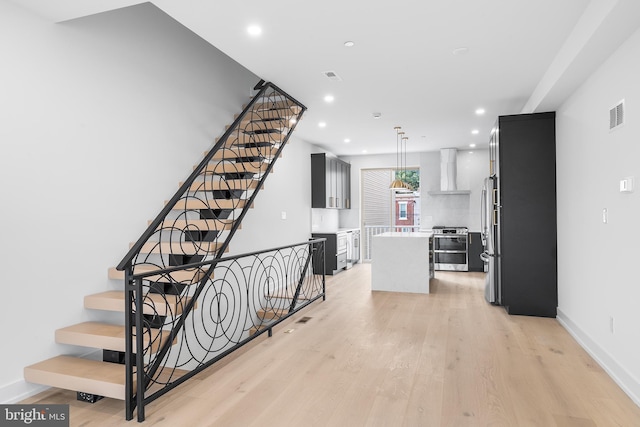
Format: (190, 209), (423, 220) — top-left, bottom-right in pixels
(0, 1), (312, 402)
(556, 26), (640, 404)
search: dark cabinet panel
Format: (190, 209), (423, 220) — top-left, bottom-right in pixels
(494, 112), (557, 317)
(312, 232), (347, 275)
(468, 232), (484, 272)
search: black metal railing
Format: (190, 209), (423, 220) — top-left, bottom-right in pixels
(112, 80), (311, 421)
(125, 239), (325, 422)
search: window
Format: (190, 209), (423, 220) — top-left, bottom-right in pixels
(398, 202), (408, 220)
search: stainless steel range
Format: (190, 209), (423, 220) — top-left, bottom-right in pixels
(432, 226), (468, 271)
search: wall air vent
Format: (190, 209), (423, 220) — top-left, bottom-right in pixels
(609, 99), (625, 131)
(323, 70), (342, 81)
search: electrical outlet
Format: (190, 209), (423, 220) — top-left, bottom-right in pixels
(609, 316), (615, 334)
(602, 208), (608, 224)
(281, 211), (287, 220)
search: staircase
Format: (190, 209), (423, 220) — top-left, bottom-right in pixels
(24, 82), (308, 413)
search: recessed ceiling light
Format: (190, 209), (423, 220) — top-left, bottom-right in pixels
(344, 41), (355, 47)
(344, 138), (351, 143)
(362, 150), (368, 153)
(471, 129), (479, 135)
(469, 143), (476, 148)
(475, 108), (485, 115)
(324, 95), (334, 103)
(318, 122), (327, 128)
(452, 47), (469, 55)
(372, 112), (382, 119)
(247, 25), (262, 36)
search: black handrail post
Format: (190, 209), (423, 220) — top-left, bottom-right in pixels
(134, 276), (146, 422)
(124, 265), (134, 421)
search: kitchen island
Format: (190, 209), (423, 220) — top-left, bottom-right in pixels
(371, 231), (433, 294)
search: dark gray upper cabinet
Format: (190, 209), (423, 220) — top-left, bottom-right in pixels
(311, 153), (351, 209)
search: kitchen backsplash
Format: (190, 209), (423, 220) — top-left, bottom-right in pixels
(421, 194), (472, 230)
(311, 208), (340, 232)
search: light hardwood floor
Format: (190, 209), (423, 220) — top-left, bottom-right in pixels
(22, 264), (640, 426)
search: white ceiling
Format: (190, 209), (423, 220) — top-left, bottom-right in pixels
(13, 0), (640, 155)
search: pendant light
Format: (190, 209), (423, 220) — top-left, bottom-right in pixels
(390, 126), (412, 192)
(401, 134), (413, 191)
(390, 126), (406, 189)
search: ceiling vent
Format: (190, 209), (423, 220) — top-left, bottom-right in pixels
(609, 99), (625, 131)
(323, 70), (342, 81)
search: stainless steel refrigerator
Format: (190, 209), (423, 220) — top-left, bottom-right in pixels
(481, 176), (499, 304)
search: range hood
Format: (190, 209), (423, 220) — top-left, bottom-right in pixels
(427, 148), (471, 195)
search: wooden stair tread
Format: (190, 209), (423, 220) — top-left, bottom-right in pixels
(24, 356), (126, 400)
(85, 291), (197, 316)
(170, 197), (249, 210)
(108, 265), (208, 283)
(238, 120), (288, 132)
(210, 146), (278, 160)
(56, 322), (126, 351)
(153, 219), (236, 231)
(256, 308), (288, 320)
(55, 322), (174, 354)
(239, 108), (297, 123)
(250, 100), (301, 113)
(201, 162), (270, 174)
(183, 179), (258, 194)
(134, 241), (226, 255)
(222, 133), (282, 146)
(189, 179), (259, 191)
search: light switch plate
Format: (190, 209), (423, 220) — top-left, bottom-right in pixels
(620, 176), (634, 192)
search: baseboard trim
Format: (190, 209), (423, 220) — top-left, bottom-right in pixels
(0, 380), (50, 404)
(557, 308), (640, 407)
